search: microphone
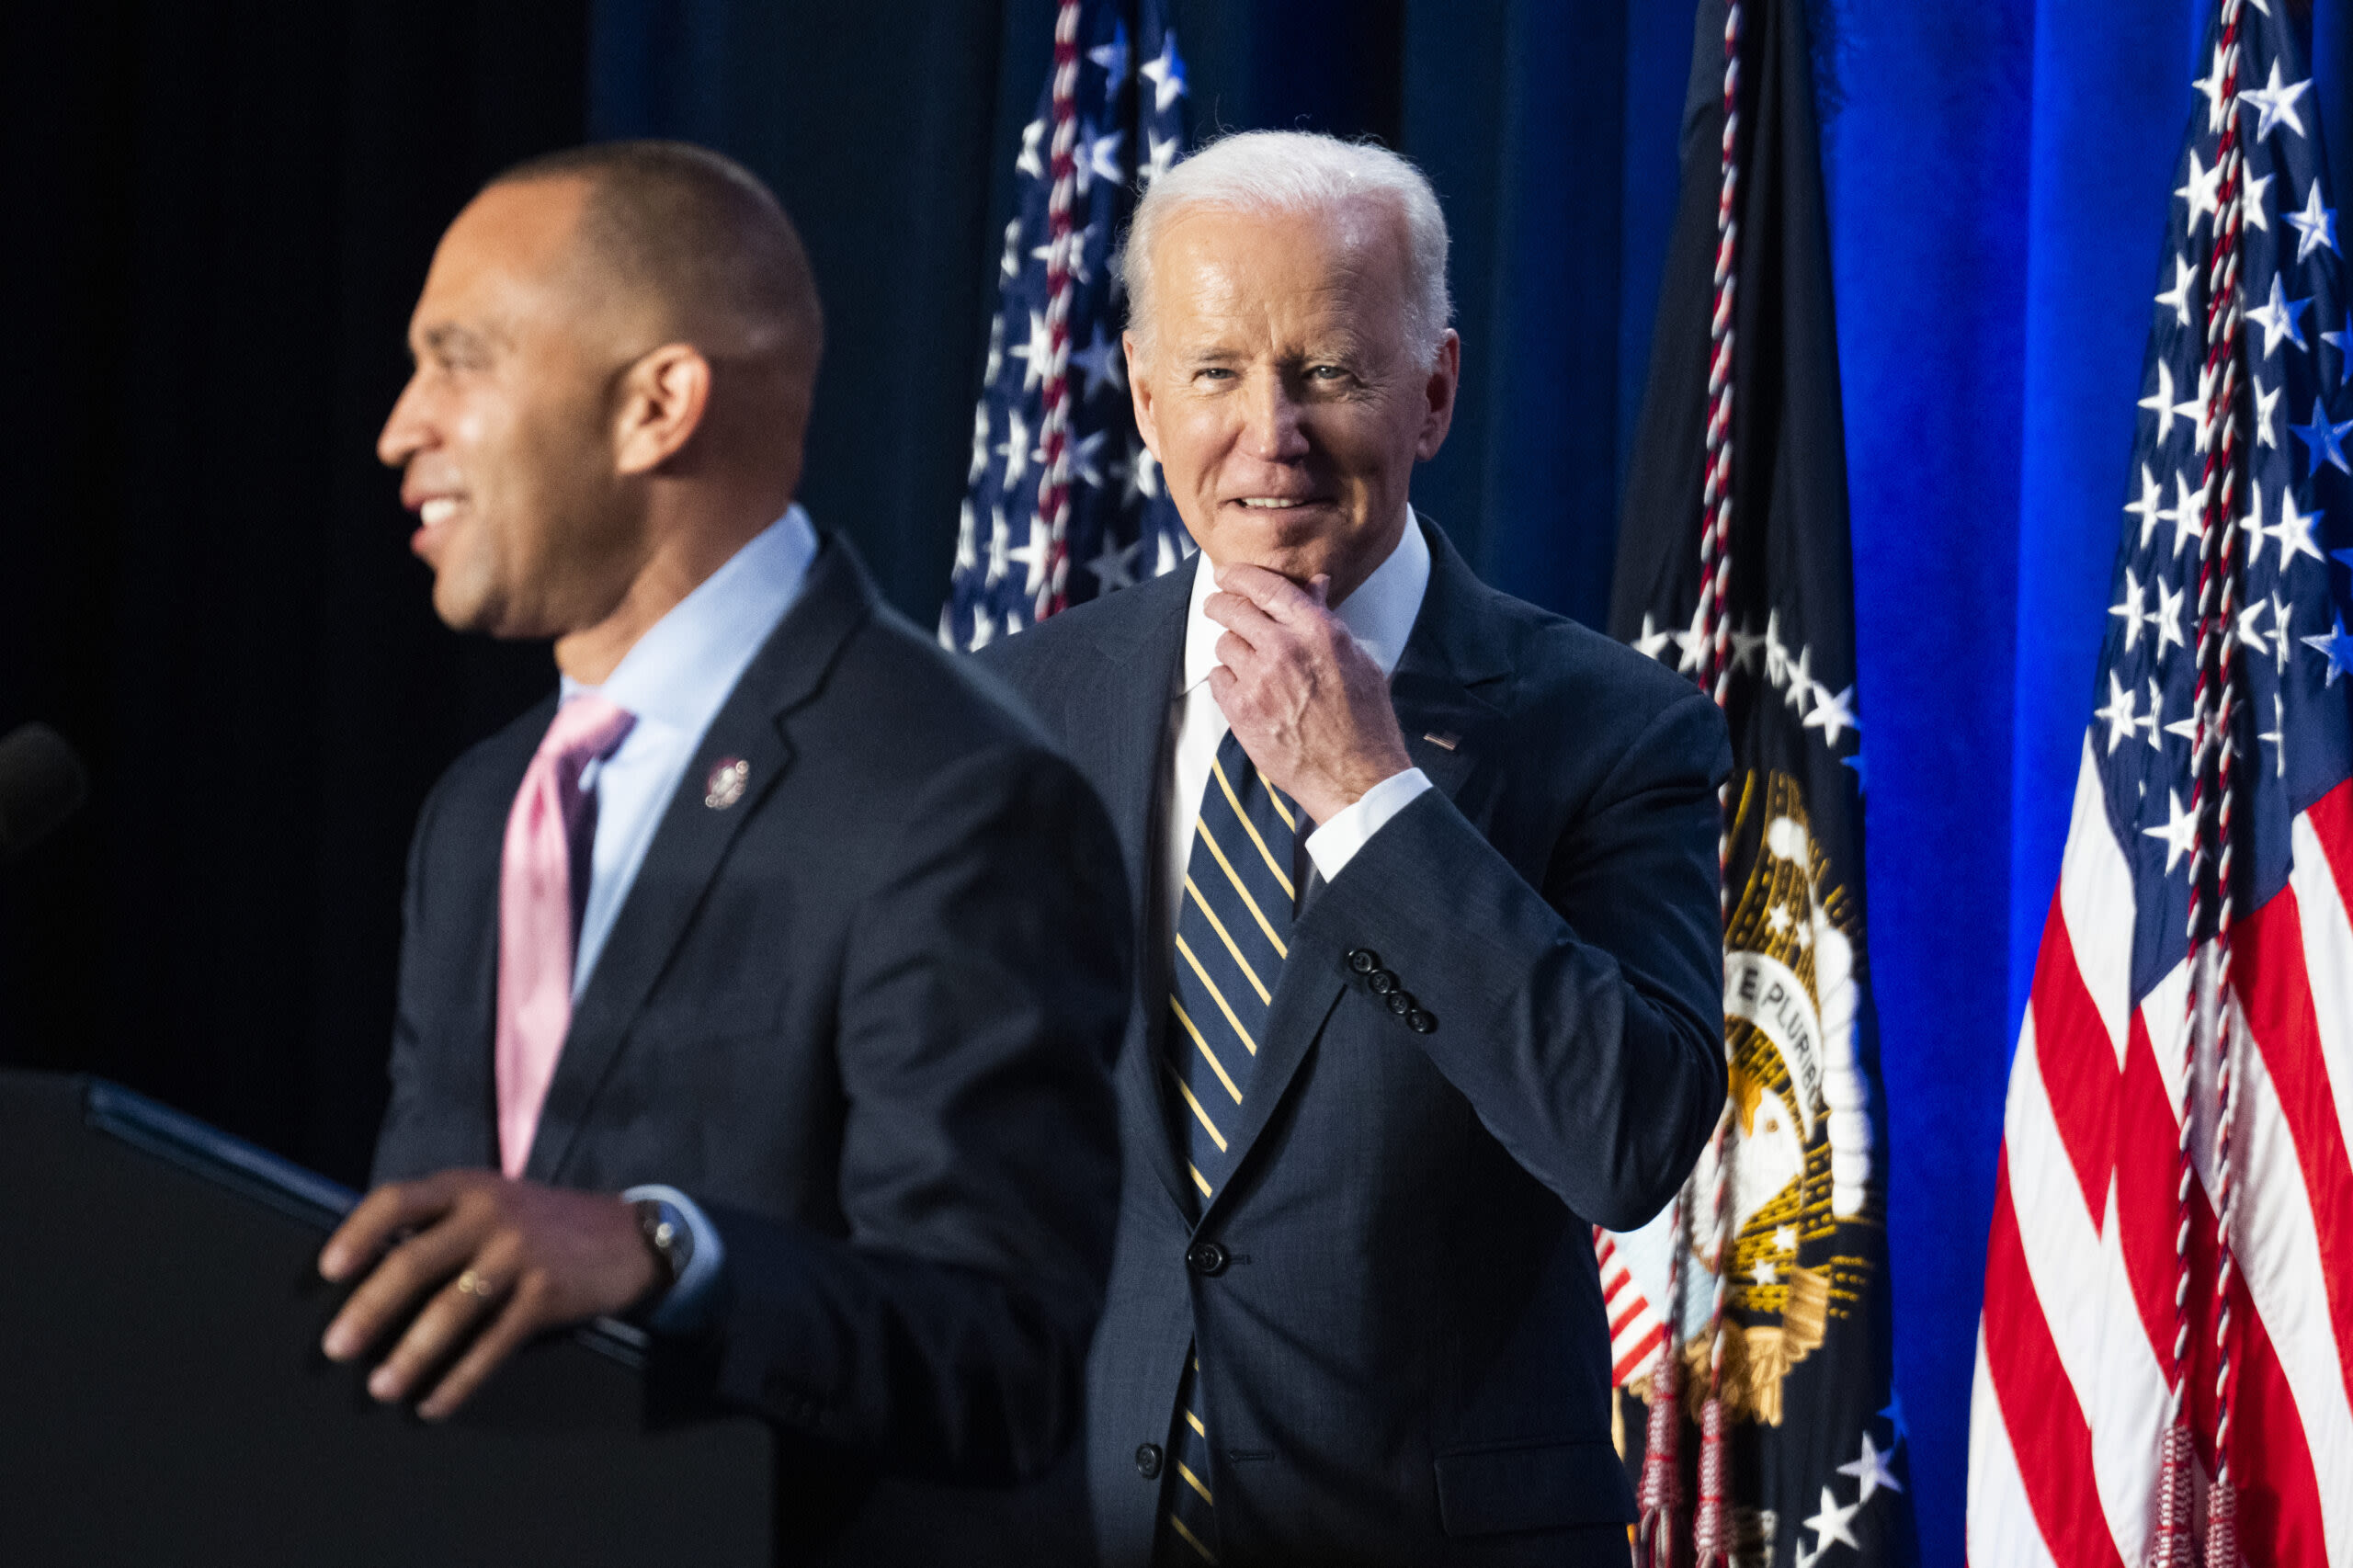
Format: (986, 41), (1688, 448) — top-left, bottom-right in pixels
(0, 722), (89, 863)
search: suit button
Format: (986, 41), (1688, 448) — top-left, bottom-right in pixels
(1408, 1008), (1437, 1034)
(1386, 990), (1415, 1017)
(1186, 1240), (1230, 1276)
(1136, 1443), (1165, 1479)
(1368, 969), (1398, 996)
(1347, 948), (1380, 975)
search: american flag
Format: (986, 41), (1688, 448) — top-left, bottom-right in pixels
(1969, 3), (2353, 1563)
(938, 0), (1188, 653)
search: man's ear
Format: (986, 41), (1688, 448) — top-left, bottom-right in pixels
(1415, 330), (1461, 461)
(1124, 332), (1162, 460)
(612, 344), (712, 476)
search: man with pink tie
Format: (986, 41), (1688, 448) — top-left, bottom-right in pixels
(318, 141), (1129, 1562)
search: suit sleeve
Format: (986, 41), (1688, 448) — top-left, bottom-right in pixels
(698, 744), (1131, 1484)
(1306, 685), (1729, 1232)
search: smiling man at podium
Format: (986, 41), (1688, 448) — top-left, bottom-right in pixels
(318, 141), (1129, 1562)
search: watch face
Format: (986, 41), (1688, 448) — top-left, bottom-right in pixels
(640, 1199), (693, 1283)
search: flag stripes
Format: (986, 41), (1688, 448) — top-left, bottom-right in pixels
(1972, 760), (2353, 1562)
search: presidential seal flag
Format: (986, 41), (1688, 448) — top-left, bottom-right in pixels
(940, 0), (1188, 653)
(1968, 0), (2353, 1561)
(1607, 2), (1910, 1565)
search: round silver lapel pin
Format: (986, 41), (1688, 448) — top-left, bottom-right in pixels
(703, 756), (751, 810)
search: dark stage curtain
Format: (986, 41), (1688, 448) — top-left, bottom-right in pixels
(0, 2), (589, 1184)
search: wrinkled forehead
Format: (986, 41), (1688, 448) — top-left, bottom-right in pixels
(1146, 197), (1411, 342)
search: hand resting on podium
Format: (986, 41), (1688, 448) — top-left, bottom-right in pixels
(317, 1170), (660, 1421)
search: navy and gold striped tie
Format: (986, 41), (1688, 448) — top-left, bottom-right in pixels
(1160, 731), (1297, 1565)
(1168, 729), (1295, 1210)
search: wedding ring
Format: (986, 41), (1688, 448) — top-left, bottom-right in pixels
(454, 1268), (498, 1298)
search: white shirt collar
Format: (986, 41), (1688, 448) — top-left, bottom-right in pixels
(559, 504), (819, 733)
(1180, 508), (1432, 694)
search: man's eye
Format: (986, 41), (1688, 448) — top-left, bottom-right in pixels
(1306, 365), (1347, 381)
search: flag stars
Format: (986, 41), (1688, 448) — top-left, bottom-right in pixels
(2302, 608), (2353, 684)
(1086, 532), (1140, 594)
(1729, 619), (1766, 673)
(1016, 117), (1048, 180)
(1143, 129), (1180, 187)
(2144, 786), (2198, 873)
(984, 504), (1013, 586)
(1674, 597), (1711, 676)
(2110, 565), (2151, 652)
(2141, 359), (2188, 442)
(1804, 1485), (1863, 1554)
(1140, 30), (1188, 112)
(969, 404), (993, 484)
(2164, 472), (2205, 558)
(996, 407), (1033, 487)
(2097, 672), (2143, 755)
(2263, 483), (2325, 570)
(1072, 322), (1126, 400)
(2247, 272), (2312, 357)
(2155, 254), (2197, 326)
(2234, 597), (2270, 660)
(2239, 59), (2313, 142)
(2262, 690), (2287, 778)
(1804, 683), (1859, 747)
(954, 499), (979, 574)
(2290, 397), (2353, 476)
(1071, 427), (1109, 489)
(1837, 1431), (1905, 1503)
(2287, 181), (2339, 263)
(2255, 374), (2283, 448)
(1008, 514), (1051, 597)
(2244, 167), (2275, 233)
(2154, 576), (2188, 656)
(1087, 20), (1129, 88)
(2193, 45), (2231, 133)
(1784, 643), (1815, 713)
(2177, 148), (2223, 233)
(2271, 589), (2294, 675)
(1632, 612), (1672, 661)
(2125, 462), (2165, 546)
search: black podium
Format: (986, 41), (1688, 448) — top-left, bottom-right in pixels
(0, 1070), (776, 1567)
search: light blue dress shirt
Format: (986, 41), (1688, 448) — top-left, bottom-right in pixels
(553, 504), (818, 1333)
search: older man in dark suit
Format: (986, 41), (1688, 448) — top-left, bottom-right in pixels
(982, 130), (1730, 1566)
(318, 142), (1129, 1562)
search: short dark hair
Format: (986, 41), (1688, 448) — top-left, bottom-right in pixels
(489, 140), (822, 372)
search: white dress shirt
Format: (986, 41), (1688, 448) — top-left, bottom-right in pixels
(550, 503), (818, 1332)
(1161, 513), (1434, 938)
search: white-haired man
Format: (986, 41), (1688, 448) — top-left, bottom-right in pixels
(982, 131), (1730, 1566)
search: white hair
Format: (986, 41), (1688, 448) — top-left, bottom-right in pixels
(1120, 131), (1453, 369)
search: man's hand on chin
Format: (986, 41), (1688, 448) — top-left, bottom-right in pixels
(1204, 562), (1413, 826)
(317, 1171), (660, 1421)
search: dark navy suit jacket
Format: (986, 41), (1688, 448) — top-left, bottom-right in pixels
(372, 537), (1131, 1563)
(983, 518), (1730, 1566)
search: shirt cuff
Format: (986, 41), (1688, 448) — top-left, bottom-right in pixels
(620, 1183), (727, 1337)
(1304, 767), (1432, 882)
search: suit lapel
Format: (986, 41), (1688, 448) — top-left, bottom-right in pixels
(1199, 517), (1513, 1221)
(1063, 566), (1193, 1215)
(525, 537), (875, 1185)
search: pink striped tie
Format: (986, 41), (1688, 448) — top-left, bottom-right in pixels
(495, 694), (635, 1177)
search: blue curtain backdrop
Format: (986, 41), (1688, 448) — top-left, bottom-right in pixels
(588, 0), (2353, 1555)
